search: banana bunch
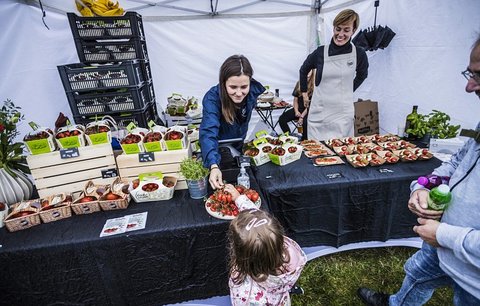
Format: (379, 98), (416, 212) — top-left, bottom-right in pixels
(75, 0), (124, 17)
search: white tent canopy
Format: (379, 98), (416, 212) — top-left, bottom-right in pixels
(1, 0), (480, 139)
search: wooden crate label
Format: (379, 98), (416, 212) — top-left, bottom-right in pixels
(138, 152), (155, 162)
(101, 168), (118, 178)
(60, 148), (80, 159)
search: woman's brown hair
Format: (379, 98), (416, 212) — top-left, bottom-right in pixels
(219, 55), (253, 124)
(295, 69), (316, 97)
(228, 209), (289, 285)
(334, 9), (359, 31)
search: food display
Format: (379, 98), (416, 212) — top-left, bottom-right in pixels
(393, 149), (419, 162)
(303, 142), (335, 158)
(164, 126), (188, 150)
(257, 90), (274, 103)
(243, 138), (271, 166)
(84, 117), (116, 146)
(376, 150), (400, 164)
(143, 131), (164, 152)
(23, 127), (56, 155)
(99, 178), (130, 210)
(129, 172), (177, 202)
(313, 156), (344, 166)
(325, 138), (345, 148)
(345, 154), (370, 168)
(268, 143), (303, 166)
(205, 185), (261, 220)
(413, 148), (434, 160)
(55, 124), (86, 149)
(120, 131), (145, 154)
(332, 145), (353, 157)
(39, 193), (73, 223)
(166, 93), (190, 116)
(365, 153), (386, 166)
(4, 200), (41, 232)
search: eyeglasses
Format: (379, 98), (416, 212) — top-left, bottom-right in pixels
(461, 69), (480, 84)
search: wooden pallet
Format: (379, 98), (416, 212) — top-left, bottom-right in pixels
(27, 144), (117, 198)
(115, 146), (192, 190)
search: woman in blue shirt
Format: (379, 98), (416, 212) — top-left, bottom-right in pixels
(200, 55), (265, 189)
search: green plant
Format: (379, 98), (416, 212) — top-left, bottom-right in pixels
(0, 99), (30, 176)
(427, 110), (461, 139)
(179, 157), (209, 180)
(405, 109), (460, 139)
(405, 112), (430, 138)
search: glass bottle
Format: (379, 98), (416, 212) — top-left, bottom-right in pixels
(404, 105), (418, 139)
(237, 165), (250, 189)
(427, 184), (452, 211)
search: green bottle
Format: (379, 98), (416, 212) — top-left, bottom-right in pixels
(427, 184), (452, 211)
(404, 105), (418, 139)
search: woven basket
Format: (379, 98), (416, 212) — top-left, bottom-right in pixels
(99, 178), (130, 210)
(39, 193), (73, 223)
(71, 181), (103, 215)
(5, 201), (41, 232)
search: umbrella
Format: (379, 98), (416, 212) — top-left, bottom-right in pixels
(352, 1), (396, 51)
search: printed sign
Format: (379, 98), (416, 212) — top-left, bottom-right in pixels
(138, 152), (155, 162)
(60, 148), (80, 159)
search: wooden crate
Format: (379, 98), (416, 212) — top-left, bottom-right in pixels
(115, 146), (192, 190)
(27, 144), (117, 198)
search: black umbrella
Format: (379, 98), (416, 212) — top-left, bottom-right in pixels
(352, 1), (396, 51)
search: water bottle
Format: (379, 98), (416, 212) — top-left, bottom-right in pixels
(427, 184), (452, 211)
(237, 165), (250, 189)
(417, 175), (450, 190)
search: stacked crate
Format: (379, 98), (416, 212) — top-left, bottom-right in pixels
(58, 12), (162, 127)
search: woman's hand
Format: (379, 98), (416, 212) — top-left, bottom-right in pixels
(209, 167), (224, 190)
(224, 184), (240, 201)
(295, 110), (302, 117)
(408, 189), (443, 220)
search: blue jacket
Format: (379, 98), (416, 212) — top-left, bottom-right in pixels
(200, 79), (265, 168)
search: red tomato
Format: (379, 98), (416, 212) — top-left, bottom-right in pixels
(226, 194), (232, 203)
(232, 210), (239, 216)
(251, 193), (259, 202)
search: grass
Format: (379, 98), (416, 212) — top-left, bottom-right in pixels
(292, 247), (453, 306)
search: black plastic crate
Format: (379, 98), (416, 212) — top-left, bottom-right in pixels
(58, 60), (145, 92)
(66, 82), (155, 116)
(74, 101), (163, 128)
(67, 12), (145, 40)
(75, 38), (149, 63)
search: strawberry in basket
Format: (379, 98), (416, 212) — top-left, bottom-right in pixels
(55, 124), (86, 149)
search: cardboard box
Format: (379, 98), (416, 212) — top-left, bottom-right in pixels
(354, 99), (379, 136)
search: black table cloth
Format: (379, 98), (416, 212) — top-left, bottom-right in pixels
(252, 155), (442, 247)
(0, 190), (231, 306)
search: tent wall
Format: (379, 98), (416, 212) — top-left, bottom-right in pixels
(1, 0), (479, 140)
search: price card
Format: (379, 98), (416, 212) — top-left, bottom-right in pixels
(60, 148), (79, 159)
(378, 168), (394, 173)
(326, 172), (343, 179)
(138, 152), (155, 162)
(101, 168), (118, 179)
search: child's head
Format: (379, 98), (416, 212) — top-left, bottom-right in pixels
(228, 209), (289, 284)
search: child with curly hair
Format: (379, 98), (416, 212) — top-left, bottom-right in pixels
(224, 184), (307, 305)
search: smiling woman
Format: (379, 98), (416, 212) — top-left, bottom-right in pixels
(199, 55), (265, 190)
(299, 9), (369, 141)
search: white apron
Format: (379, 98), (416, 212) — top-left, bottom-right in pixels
(307, 43), (356, 141)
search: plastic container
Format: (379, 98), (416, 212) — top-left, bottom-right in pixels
(67, 12), (145, 40)
(66, 81), (154, 116)
(75, 38), (149, 63)
(58, 60), (146, 92)
(427, 184), (452, 211)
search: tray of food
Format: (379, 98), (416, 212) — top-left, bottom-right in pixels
(313, 156), (344, 166)
(375, 150), (400, 164)
(345, 154), (370, 168)
(393, 149), (419, 162)
(205, 186), (261, 220)
(412, 148), (434, 160)
(325, 138), (345, 148)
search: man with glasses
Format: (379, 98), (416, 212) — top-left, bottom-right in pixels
(357, 35), (480, 305)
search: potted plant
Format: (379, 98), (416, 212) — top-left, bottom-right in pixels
(405, 109), (460, 141)
(0, 99), (33, 205)
(427, 110), (461, 139)
(179, 157), (209, 199)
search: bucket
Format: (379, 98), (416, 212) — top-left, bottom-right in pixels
(186, 177), (208, 199)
